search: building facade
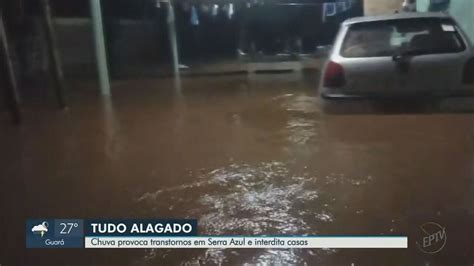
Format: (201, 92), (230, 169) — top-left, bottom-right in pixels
(364, 0), (404, 15)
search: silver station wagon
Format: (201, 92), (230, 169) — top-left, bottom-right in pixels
(320, 12), (474, 100)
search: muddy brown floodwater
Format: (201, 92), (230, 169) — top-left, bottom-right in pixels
(1, 72), (474, 265)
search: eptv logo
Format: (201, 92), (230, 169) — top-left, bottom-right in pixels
(416, 222), (446, 254)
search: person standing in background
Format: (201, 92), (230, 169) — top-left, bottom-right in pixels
(402, 0), (417, 12)
(190, 4), (200, 60)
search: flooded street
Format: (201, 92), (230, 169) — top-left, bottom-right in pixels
(2, 72), (474, 265)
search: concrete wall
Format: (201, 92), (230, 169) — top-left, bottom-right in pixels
(416, 0), (430, 11)
(54, 18), (161, 77)
(55, 19), (95, 67)
(364, 0), (404, 15)
(449, 0), (474, 44)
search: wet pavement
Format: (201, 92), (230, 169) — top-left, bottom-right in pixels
(1, 72), (474, 265)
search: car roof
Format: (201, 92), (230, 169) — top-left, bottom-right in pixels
(343, 12), (452, 26)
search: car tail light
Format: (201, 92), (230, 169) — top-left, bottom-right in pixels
(463, 58), (474, 84)
(324, 61), (346, 87)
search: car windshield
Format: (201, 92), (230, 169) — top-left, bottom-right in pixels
(341, 18), (466, 58)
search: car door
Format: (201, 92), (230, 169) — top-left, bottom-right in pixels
(399, 19), (469, 95)
(403, 52), (467, 95)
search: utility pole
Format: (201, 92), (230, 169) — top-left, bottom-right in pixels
(0, 8), (21, 124)
(90, 0), (111, 96)
(41, 0), (67, 108)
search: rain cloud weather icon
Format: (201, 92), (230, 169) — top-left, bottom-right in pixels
(31, 221), (49, 237)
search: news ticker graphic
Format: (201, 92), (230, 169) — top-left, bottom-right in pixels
(26, 219), (84, 248)
(26, 219), (408, 249)
(26, 219), (197, 248)
(84, 236), (407, 249)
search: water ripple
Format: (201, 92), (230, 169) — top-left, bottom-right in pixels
(136, 162), (373, 264)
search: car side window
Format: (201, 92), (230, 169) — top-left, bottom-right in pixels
(341, 25), (394, 57)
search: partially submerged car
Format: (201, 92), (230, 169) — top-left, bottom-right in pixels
(320, 12), (474, 100)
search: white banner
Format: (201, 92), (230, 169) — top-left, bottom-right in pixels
(85, 236), (407, 249)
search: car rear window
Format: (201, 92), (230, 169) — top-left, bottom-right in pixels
(340, 18), (466, 58)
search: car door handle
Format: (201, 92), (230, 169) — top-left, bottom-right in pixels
(392, 54), (404, 62)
